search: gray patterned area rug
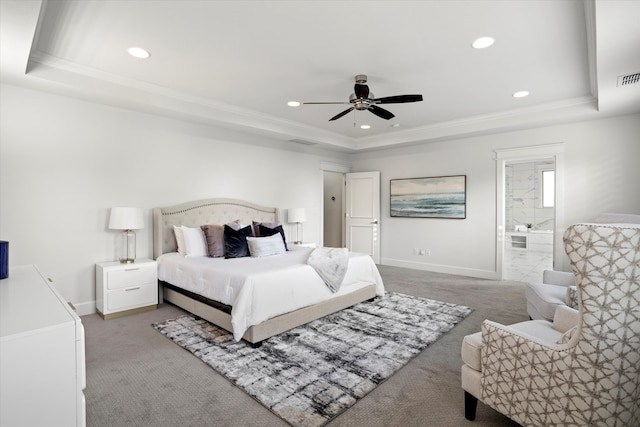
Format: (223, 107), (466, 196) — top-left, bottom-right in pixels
(152, 292), (472, 427)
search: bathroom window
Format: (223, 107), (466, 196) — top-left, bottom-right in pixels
(541, 169), (555, 208)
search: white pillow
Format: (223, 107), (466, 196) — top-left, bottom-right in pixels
(181, 225), (208, 257)
(247, 234), (286, 257)
(173, 225), (186, 255)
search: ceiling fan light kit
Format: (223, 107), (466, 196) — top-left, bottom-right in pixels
(304, 74), (423, 122)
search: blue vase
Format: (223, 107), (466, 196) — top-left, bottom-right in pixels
(0, 241), (8, 279)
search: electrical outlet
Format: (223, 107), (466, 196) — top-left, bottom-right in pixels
(413, 248), (420, 255)
(425, 249), (430, 256)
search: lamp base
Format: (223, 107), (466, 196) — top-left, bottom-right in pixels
(116, 229), (137, 264)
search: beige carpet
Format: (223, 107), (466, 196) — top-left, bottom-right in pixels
(83, 265), (526, 426)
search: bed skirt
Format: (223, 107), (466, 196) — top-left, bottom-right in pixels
(159, 280), (377, 345)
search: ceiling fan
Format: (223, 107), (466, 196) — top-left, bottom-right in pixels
(304, 74), (423, 121)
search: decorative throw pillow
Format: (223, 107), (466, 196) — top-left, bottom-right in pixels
(258, 224), (288, 250)
(252, 221), (280, 236)
(181, 226), (208, 257)
(224, 224), (254, 258)
(566, 285), (578, 309)
(173, 225), (186, 255)
(200, 224), (225, 257)
(225, 219), (242, 231)
(247, 234), (286, 257)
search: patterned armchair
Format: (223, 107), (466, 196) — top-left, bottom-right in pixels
(461, 223), (640, 426)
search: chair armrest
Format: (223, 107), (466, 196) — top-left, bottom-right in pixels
(481, 320), (564, 349)
(542, 270), (576, 287)
(479, 321), (576, 425)
(552, 305), (579, 333)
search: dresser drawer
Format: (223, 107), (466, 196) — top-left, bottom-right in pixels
(107, 265), (156, 290)
(107, 284), (157, 311)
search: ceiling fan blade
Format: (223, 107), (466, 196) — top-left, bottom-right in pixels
(354, 83), (369, 99)
(303, 102), (351, 105)
(368, 105), (395, 120)
(374, 94), (423, 104)
(329, 107), (355, 121)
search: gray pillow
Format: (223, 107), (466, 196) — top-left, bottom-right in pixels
(200, 224), (224, 257)
(252, 220), (280, 236)
(247, 234), (286, 257)
(258, 223), (288, 251)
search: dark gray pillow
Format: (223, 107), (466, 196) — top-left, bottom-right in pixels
(252, 220), (280, 236)
(224, 224), (254, 258)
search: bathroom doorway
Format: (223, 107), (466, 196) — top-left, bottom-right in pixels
(503, 160), (555, 281)
(495, 144), (565, 281)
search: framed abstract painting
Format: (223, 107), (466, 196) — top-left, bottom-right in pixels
(390, 175), (466, 218)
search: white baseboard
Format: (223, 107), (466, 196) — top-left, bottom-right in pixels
(380, 258), (499, 280)
(73, 300), (97, 317)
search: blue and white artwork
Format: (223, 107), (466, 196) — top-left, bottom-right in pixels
(390, 175), (466, 218)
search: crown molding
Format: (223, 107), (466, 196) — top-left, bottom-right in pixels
(26, 51), (599, 153)
(354, 95), (598, 151)
(583, 0), (599, 108)
(27, 51), (359, 151)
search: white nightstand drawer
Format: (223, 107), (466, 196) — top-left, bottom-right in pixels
(107, 284), (157, 311)
(107, 266), (156, 290)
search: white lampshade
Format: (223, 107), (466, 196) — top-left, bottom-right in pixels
(109, 207), (144, 230)
(109, 207), (144, 263)
(287, 208), (307, 223)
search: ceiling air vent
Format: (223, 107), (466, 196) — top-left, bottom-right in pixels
(617, 72), (640, 87)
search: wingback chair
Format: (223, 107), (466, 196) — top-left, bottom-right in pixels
(525, 213), (640, 322)
(461, 223), (640, 426)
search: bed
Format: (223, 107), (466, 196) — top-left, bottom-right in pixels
(153, 198), (385, 344)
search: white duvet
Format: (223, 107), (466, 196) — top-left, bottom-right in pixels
(157, 247), (385, 341)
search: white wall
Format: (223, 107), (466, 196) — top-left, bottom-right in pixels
(350, 113), (640, 277)
(2, 82), (638, 312)
(0, 84), (345, 313)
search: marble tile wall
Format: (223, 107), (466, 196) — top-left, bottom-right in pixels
(505, 161), (555, 232)
(504, 160), (555, 282)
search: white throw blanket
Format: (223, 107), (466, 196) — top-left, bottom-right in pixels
(306, 247), (349, 292)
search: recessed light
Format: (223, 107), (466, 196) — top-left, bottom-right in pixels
(391, 123), (400, 128)
(360, 124), (371, 130)
(287, 101), (301, 107)
(472, 37), (495, 49)
(513, 90), (530, 98)
(127, 47), (150, 59)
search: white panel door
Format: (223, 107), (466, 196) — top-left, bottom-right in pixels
(346, 171), (380, 264)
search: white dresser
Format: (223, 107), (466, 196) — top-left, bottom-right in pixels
(96, 259), (157, 319)
(0, 265), (86, 427)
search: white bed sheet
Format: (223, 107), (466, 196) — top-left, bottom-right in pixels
(157, 248), (385, 341)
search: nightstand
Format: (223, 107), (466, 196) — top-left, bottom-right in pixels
(96, 259), (157, 319)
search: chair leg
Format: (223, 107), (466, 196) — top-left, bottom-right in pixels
(464, 391), (478, 421)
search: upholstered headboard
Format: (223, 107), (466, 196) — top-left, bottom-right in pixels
(153, 198), (280, 259)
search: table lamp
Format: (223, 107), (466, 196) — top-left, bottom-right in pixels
(287, 208), (307, 245)
(109, 207), (144, 263)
